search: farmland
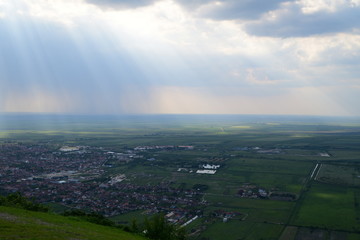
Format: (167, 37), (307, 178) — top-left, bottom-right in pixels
(1, 114), (360, 240)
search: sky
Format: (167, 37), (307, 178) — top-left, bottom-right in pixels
(0, 0), (359, 116)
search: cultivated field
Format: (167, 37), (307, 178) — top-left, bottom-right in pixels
(1, 114), (360, 240)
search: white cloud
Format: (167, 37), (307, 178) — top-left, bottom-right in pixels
(246, 1), (360, 37)
(0, 0), (359, 116)
(300, 0), (350, 13)
(86, 0), (160, 9)
(18, 0), (85, 26)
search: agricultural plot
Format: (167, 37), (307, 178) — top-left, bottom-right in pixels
(1, 114), (360, 240)
(280, 226), (360, 240)
(200, 221), (283, 240)
(279, 226), (298, 240)
(315, 164), (360, 186)
(292, 183), (360, 232)
(203, 196), (294, 223)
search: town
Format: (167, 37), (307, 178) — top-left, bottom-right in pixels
(0, 143), (207, 225)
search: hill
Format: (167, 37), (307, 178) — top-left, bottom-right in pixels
(0, 206), (145, 240)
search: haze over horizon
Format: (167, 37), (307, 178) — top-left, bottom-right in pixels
(1, 0), (359, 116)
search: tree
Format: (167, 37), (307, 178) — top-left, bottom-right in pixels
(131, 218), (139, 233)
(144, 214), (186, 240)
(63, 209), (114, 226)
(0, 193), (48, 212)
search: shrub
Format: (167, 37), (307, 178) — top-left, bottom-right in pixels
(0, 193), (48, 212)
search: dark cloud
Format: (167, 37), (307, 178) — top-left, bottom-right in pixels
(83, 0), (359, 39)
(86, 0), (293, 20)
(197, 0), (291, 20)
(86, 0), (159, 9)
(173, 0), (296, 20)
(245, 4), (360, 37)
(176, 0), (359, 36)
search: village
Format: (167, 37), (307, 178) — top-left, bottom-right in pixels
(0, 140), (300, 235)
(0, 143), (208, 225)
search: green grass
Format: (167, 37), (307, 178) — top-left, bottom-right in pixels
(199, 220), (252, 240)
(110, 210), (147, 225)
(0, 206), (145, 240)
(44, 203), (69, 214)
(316, 164), (360, 186)
(199, 220), (283, 240)
(348, 233), (360, 240)
(245, 223), (283, 240)
(293, 183), (359, 231)
(204, 196), (294, 224)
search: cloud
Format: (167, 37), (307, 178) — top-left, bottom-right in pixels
(195, 0), (292, 20)
(177, 0), (360, 38)
(173, 0), (213, 9)
(81, 0), (360, 39)
(85, 0), (160, 9)
(1, 0), (359, 116)
(245, 2), (360, 37)
(84, 0), (293, 20)
(172, 0), (294, 20)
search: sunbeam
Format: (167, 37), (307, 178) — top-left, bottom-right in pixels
(0, 0), (359, 116)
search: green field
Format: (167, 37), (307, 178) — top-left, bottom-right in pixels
(316, 164), (360, 186)
(200, 221), (283, 240)
(293, 183), (360, 231)
(1, 114), (360, 240)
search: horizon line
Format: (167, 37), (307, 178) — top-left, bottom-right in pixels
(1, 112), (359, 118)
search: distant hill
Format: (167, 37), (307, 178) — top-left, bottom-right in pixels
(0, 206), (145, 240)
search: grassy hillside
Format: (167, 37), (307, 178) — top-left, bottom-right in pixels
(0, 206), (145, 240)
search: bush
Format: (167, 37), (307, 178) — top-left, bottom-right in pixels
(63, 209), (115, 227)
(0, 193), (49, 212)
(144, 214), (186, 240)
